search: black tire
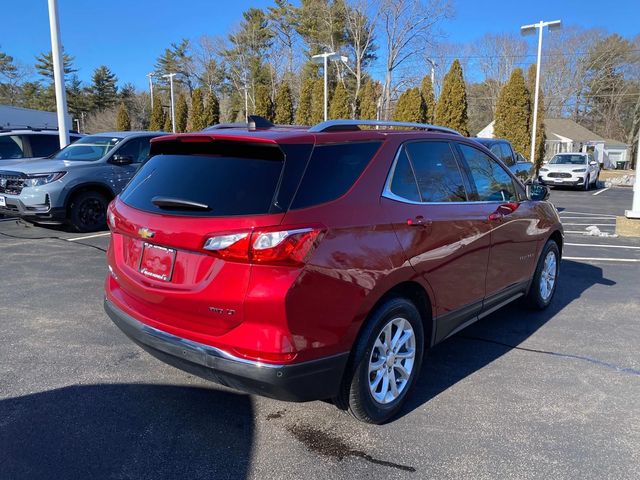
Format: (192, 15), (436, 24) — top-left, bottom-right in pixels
(335, 297), (425, 424)
(582, 175), (590, 191)
(525, 240), (560, 310)
(68, 191), (108, 232)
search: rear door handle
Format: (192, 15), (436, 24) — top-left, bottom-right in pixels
(407, 215), (432, 227)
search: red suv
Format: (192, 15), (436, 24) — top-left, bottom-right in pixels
(104, 118), (563, 423)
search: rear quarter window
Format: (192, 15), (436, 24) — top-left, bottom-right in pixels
(290, 141), (382, 209)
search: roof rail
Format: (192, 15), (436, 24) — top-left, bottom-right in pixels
(203, 115), (274, 132)
(308, 119), (462, 136)
(0, 125), (80, 134)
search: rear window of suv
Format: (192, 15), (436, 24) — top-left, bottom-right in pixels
(120, 143), (286, 217)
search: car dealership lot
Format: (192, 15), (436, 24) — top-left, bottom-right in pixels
(1, 187), (639, 480)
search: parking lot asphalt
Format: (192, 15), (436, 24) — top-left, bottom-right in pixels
(1, 186), (639, 480)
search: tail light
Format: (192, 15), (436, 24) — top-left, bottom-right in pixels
(203, 226), (324, 266)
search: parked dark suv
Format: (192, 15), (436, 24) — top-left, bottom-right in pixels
(104, 118), (563, 423)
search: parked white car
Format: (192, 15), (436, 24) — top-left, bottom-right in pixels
(539, 153), (599, 190)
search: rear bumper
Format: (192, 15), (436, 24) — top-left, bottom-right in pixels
(104, 298), (349, 402)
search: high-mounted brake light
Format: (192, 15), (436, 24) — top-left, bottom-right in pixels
(203, 226), (323, 266)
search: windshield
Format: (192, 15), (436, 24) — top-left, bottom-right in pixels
(549, 154), (587, 165)
(52, 135), (121, 161)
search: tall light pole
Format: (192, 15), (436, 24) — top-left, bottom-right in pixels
(147, 72), (155, 109)
(425, 58), (437, 86)
(47, 0), (70, 148)
(626, 132), (640, 219)
(312, 52), (348, 121)
(162, 73), (176, 133)
(521, 19), (561, 164)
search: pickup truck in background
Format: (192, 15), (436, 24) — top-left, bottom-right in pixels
(473, 137), (535, 183)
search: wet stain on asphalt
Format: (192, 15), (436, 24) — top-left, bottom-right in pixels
(287, 424), (416, 473)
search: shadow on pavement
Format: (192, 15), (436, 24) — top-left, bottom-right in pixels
(402, 259), (616, 417)
(0, 384), (254, 480)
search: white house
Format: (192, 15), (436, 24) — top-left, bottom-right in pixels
(477, 118), (630, 169)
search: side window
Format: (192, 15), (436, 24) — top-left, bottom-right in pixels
(0, 135), (25, 159)
(405, 142), (467, 202)
(389, 149), (420, 202)
(28, 134), (61, 157)
(499, 143), (515, 167)
(489, 144), (502, 158)
(459, 143), (516, 202)
(114, 137), (153, 163)
(291, 141), (382, 209)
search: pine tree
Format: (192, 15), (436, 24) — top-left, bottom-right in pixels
(175, 93), (189, 132)
(393, 88), (425, 123)
(34, 50), (77, 82)
(254, 84), (274, 121)
(310, 78), (325, 125)
(420, 75), (436, 123)
(494, 68), (531, 156)
(526, 64), (547, 169)
(435, 60), (469, 136)
(90, 66), (118, 111)
(164, 109), (173, 132)
(149, 95), (165, 131)
(188, 88), (207, 131)
(296, 78), (314, 125)
(358, 81), (378, 120)
(204, 90), (220, 126)
(274, 83), (294, 124)
(115, 102), (131, 131)
(329, 82), (350, 119)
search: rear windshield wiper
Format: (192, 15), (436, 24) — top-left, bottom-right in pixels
(151, 196), (211, 211)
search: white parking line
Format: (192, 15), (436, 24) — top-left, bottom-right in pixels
(562, 223), (616, 226)
(592, 187), (610, 196)
(564, 231), (616, 235)
(67, 232), (111, 241)
(563, 256), (640, 263)
(0, 217), (18, 222)
(565, 242), (640, 250)
(559, 216), (617, 220)
(559, 211), (617, 218)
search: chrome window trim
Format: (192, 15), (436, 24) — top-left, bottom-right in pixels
(382, 140), (508, 206)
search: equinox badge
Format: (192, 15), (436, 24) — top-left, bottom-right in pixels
(138, 227), (155, 239)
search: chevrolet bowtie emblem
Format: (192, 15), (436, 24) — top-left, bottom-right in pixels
(138, 227), (155, 239)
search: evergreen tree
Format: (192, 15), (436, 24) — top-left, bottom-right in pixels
(149, 95), (165, 131)
(310, 78), (325, 125)
(329, 82), (350, 119)
(34, 50), (77, 82)
(189, 88), (207, 131)
(175, 93), (189, 132)
(204, 90), (220, 126)
(527, 64), (546, 169)
(358, 80), (378, 120)
(393, 88), (425, 123)
(420, 75), (436, 123)
(164, 110), (173, 132)
(254, 84), (274, 121)
(435, 60), (469, 136)
(296, 78), (314, 125)
(90, 66), (118, 111)
(274, 83), (294, 124)
(494, 68), (531, 156)
(115, 102), (131, 131)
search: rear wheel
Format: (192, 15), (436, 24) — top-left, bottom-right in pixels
(525, 240), (560, 310)
(68, 191), (108, 232)
(335, 297), (424, 424)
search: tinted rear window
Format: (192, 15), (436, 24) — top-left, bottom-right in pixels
(290, 141), (382, 209)
(29, 134), (61, 157)
(120, 149), (284, 217)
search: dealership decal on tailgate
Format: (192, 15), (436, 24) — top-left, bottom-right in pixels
(138, 243), (176, 281)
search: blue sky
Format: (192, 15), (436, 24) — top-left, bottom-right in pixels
(1, 0), (638, 90)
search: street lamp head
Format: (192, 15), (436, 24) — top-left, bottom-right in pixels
(547, 20), (562, 32)
(520, 24), (537, 36)
(311, 52), (346, 64)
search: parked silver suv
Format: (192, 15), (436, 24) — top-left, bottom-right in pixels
(0, 131), (167, 231)
(0, 128), (83, 162)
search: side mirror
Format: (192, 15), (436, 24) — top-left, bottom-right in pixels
(111, 154), (133, 165)
(526, 182), (550, 201)
(589, 161), (597, 166)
